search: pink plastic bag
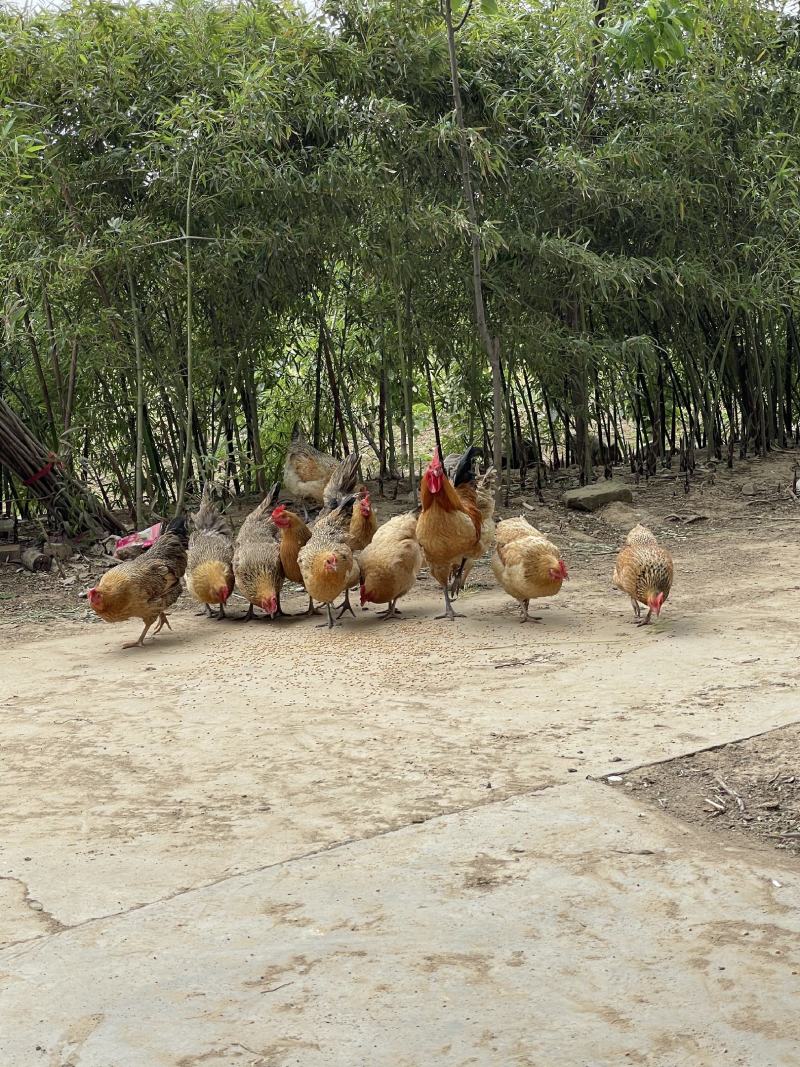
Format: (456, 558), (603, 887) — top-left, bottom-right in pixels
(114, 521), (162, 557)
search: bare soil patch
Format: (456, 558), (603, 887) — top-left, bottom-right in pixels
(611, 724), (800, 860)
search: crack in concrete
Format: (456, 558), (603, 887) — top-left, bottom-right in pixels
(0, 875), (68, 934)
(1, 779), (563, 953)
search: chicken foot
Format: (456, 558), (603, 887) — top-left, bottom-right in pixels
(153, 612), (172, 634)
(636, 609), (653, 627)
(316, 602), (340, 630)
(377, 600), (403, 620)
(336, 589), (356, 619)
(122, 619), (155, 649)
(435, 584), (465, 621)
(519, 600), (543, 623)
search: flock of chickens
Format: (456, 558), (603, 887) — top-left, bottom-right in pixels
(87, 427), (675, 649)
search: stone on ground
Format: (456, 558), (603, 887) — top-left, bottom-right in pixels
(563, 481), (633, 512)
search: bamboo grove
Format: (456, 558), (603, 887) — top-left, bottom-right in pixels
(1, 0), (799, 533)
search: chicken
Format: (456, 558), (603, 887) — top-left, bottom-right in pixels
(282, 424), (339, 509)
(358, 511), (422, 619)
(416, 446), (495, 620)
(613, 524), (674, 626)
(233, 483), (283, 620)
(450, 464), (497, 595)
(316, 456), (365, 617)
(443, 448), (483, 481)
(298, 494), (358, 629)
(320, 452), (360, 514)
(491, 516), (569, 622)
(87, 516), (189, 648)
(349, 485), (377, 552)
(270, 503), (315, 614)
(187, 483), (234, 619)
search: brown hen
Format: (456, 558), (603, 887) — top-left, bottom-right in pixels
(613, 524), (673, 626)
(87, 516), (189, 648)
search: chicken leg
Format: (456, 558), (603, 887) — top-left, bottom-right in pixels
(336, 589), (356, 619)
(636, 608), (653, 627)
(435, 583), (465, 621)
(316, 602), (340, 630)
(378, 600), (403, 620)
(450, 558), (468, 597)
(122, 618), (155, 649)
(631, 597), (642, 619)
(519, 599), (543, 623)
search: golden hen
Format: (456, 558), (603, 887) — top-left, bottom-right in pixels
(271, 503), (315, 614)
(298, 494), (358, 629)
(88, 516), (189, 648)
(491, 516), (568, 622)
(358, 511), (422, 619)
(233, 484), (284, 620)
(613, 524), (673, 626)
(349, 485), (378, 551)
(187, 483), (235, 619)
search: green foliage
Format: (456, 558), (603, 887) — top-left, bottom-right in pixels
(0, 0), (798, 518)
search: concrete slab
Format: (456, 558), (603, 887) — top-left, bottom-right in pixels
(1, 530), (798, 1064)
(1, 783), (798, 1066)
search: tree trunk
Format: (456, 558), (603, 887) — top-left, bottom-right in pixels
(442, 0), (503, 491)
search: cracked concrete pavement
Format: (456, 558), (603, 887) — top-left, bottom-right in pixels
(1, 530), (799, 1065)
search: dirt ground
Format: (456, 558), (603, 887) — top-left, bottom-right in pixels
(2, 450), (800, 1065)
(614, 725), (800, 859)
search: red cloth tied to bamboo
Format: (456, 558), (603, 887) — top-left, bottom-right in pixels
(23, 453), (63, 486)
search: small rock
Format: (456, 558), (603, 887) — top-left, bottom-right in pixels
(607, 775), (624, 783)
(43, 540), (74, 560)
(599, 501), (640, 528)
(61, 575), (77, 586)
(740, 480), (757, 497)
(0, 544), (21, 564)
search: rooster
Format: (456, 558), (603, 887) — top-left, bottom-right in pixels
(282, 424), (339, 509)
(613, 524), (674, 626)
(233, 484), (284, 620)
(416, 446), (496, 620)
(187, 483), (234, 619)
(87, 516), (189, 648)
(491, 516), (568, 622)
(270, 503), (315, 614)
(358, 511), (422, 619)
(298, 494), (358, 629)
